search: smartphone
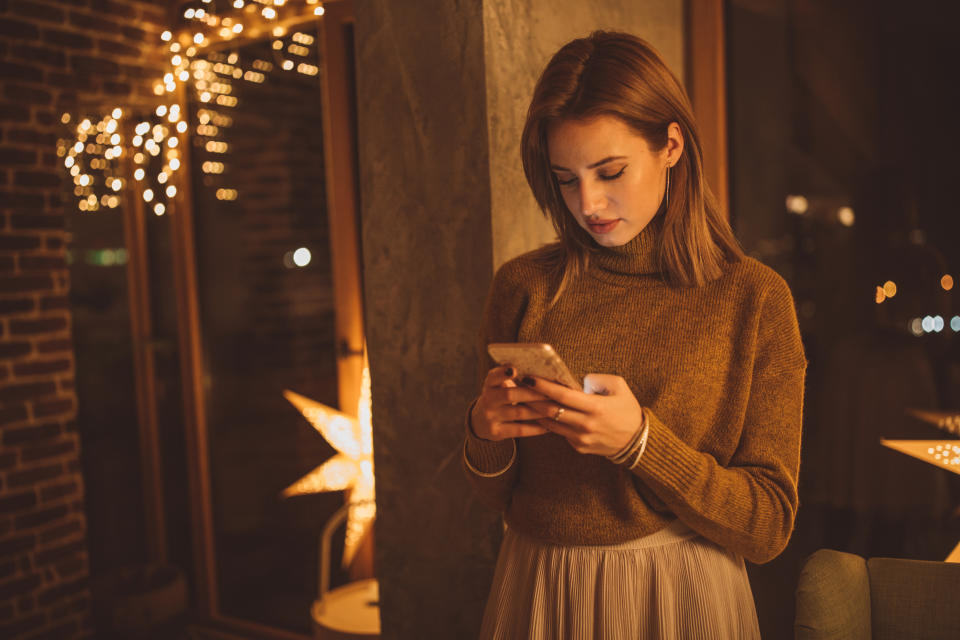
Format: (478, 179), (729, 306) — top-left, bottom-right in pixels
(487, 343), (580, 389)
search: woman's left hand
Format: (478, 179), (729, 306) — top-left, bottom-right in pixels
(519, 373), (644, 457)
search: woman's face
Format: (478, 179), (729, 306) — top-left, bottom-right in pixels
(546, 115), (680, 247)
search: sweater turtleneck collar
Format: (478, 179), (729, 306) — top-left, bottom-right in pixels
(590, 219), (662, 276)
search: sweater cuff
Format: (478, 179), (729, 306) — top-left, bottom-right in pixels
(629, 408), (698, 494)
(463, 399), (516, 475)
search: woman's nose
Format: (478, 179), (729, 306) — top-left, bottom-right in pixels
(579, 180), (607, 216)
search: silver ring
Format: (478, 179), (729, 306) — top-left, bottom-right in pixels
(553, 406), (565, 421)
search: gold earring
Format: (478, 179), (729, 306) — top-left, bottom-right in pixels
(665, 165), (670, 209)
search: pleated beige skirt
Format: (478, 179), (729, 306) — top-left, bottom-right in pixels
(478, 520), (761, 640)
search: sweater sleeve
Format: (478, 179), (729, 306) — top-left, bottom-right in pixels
(631, 275), (807, 564)
(461, 259), (531, 512)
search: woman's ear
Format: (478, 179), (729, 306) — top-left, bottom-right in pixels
(666, 121), (684, 166)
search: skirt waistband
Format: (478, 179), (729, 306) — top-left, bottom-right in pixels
(506, 518), (699, 552)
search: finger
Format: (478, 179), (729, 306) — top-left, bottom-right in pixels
(498, 423), (549, 438)
(583, 373), (623, 396)
(491, 404), (549, 424)
(484, 365), (517, 390)
(524, 400), (588, 430)
(535, 417), (582, 441)
(518, 375), (597, 413)
(492, 386), (549, 407)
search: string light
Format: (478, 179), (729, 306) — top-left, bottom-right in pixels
(59, 0), (322, 214)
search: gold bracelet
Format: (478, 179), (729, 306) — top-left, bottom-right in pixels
(463, 438), (517, 478)
(627, 422), (650, 470)
(606, 409), (647, 465)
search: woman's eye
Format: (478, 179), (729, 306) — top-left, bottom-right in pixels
(556, 175), (577, 186)
(599, 167), (626, 181)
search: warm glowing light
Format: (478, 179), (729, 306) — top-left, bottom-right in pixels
(194, 32), (205, 44)
(293, 32), (315, 45)
(111, 178), (122, 192)
(297, 63), (319, 76)
(61, 112), (71, 124)
(170, 158), (181, 171)
(292, 248), (312, 267)
(837, 206), (855, 227)
(785, 194), (808, 215)
(232, 23), (243, 33)
(78, 174), (90, 186)
(134, 152), (145, 164)
(282, 362), (375, 567)
(143, 189), (154, 202)
(233, 0), (244, 7)
(166, 185), (178, 198)
(154, 203), (166, 216)
(179, 70), (189, 81)
(168, 137), (179, 148)
(883, 281), (897, 298)
(215, 188), (238, 200)
(156, 105), (167, 118)
(184, 8), (195, 19)
(273, 26), (285, 37)
(942, 275), (954, 291)
(177, 121), (188, 134)
(205, 141), (227, 153)
(73, 141), (84, 153)
(135, 122), (149, 136)
(158, 172), (168, 184)
(875, 286), (885, 304)
(161, 30), (172, 41)
(262, 7), (276, 18)
(170, 42), (181, 53)
(111, 108), (122, 119)
(200, 91), (212, 102)
(288, 44), (309, 56)
(314, 5), (325, 15)
(272, 39), (283, 50)
(282, 59), (294, 71)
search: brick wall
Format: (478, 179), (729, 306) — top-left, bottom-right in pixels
(0, 1), (167, 637)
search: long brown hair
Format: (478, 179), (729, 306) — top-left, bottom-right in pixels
(521, 31), (744, 305)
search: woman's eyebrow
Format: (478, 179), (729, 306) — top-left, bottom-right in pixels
(550, 156), (627, 171)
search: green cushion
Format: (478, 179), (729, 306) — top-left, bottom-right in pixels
(795, 549), (871, 640)
(869, 557), (960, 640)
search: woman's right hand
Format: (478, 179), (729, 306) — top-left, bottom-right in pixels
(469, 366), (551, 441)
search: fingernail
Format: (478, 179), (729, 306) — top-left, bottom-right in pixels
(505, 367), (515, 378)
(520, 376), (535, 387)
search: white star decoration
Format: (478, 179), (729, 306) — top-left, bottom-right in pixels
(282, 366), (375, 568)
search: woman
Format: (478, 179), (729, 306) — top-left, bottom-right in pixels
(462, 31), (806, 639)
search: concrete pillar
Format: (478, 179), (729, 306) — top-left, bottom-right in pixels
(354, 2), (683, 637)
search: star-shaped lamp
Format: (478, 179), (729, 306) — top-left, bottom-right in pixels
(282, 365), (375, 568)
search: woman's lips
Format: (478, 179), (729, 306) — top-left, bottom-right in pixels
(587, 219), (620, 234)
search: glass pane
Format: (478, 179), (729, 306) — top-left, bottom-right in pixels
(728, 1), (960, 635)
(67, 177), (145, 576)
(186, 25), (348, 633)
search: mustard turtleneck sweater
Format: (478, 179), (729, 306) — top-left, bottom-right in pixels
(462, 221), (807, 564)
